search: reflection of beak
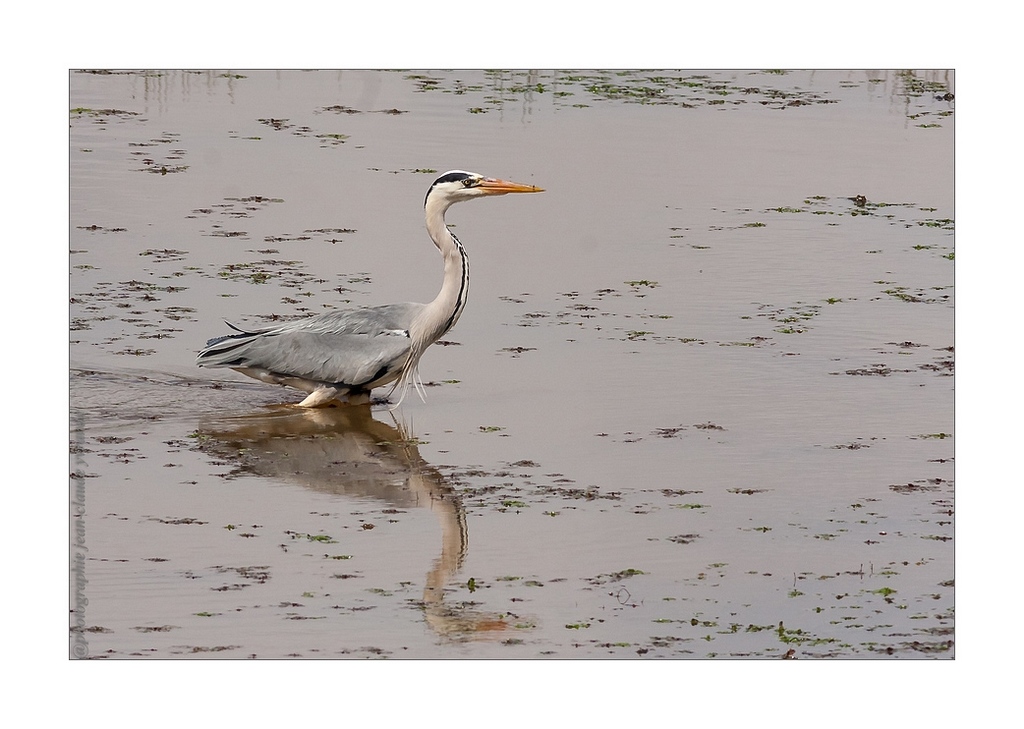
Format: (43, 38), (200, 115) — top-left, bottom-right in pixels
(478, 177), (545, 195)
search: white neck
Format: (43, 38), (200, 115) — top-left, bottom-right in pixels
(413, 194), (470, 354)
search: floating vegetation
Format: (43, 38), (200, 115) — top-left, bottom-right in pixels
(881, 286), (948, 304)
(668, 534), (700, 544)
(70, 107), (141, 121)
(216, 261), (292, 285)
(391, 70), (846, 114)
(138, 161), (188, 175)
(321, 105), (407, 115)
(315, 133), (350, 147)
(139, 248), (188, 262)
(889, 479), (945, 494)
(842, 364), (912, 377)
(586, 569), (646, 585)
(500, 346), (536, 357)
(752, 302), (823, 335)
(760, 195), (952, 236)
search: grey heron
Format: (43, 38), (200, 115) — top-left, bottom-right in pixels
(196, 170), (543, 407)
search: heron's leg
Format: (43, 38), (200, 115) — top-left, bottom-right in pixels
(346, 391), (371, 406)
(296, 386), (343, 408)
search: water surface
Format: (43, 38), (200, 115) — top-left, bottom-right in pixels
(70, 69), (953, 658)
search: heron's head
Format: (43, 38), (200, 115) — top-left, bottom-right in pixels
(425, 170), (543, 209)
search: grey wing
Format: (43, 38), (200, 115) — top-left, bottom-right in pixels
(197, 303), (423, 387)
(292, 303), (422, 337)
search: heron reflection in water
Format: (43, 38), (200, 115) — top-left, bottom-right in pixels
(197, 171), (543, 407)
(197, 405), (513, 638)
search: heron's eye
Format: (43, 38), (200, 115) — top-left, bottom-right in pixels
(462, 178), (478, 188)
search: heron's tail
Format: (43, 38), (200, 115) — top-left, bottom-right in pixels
(196, 322), (266, 368)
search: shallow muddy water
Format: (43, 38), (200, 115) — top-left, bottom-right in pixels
(70, 69), (953, 658)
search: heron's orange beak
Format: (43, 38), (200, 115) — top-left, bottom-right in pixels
(478, 177), (544, 195)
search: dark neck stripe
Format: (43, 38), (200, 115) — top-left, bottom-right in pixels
(441, 232), (469, 337)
